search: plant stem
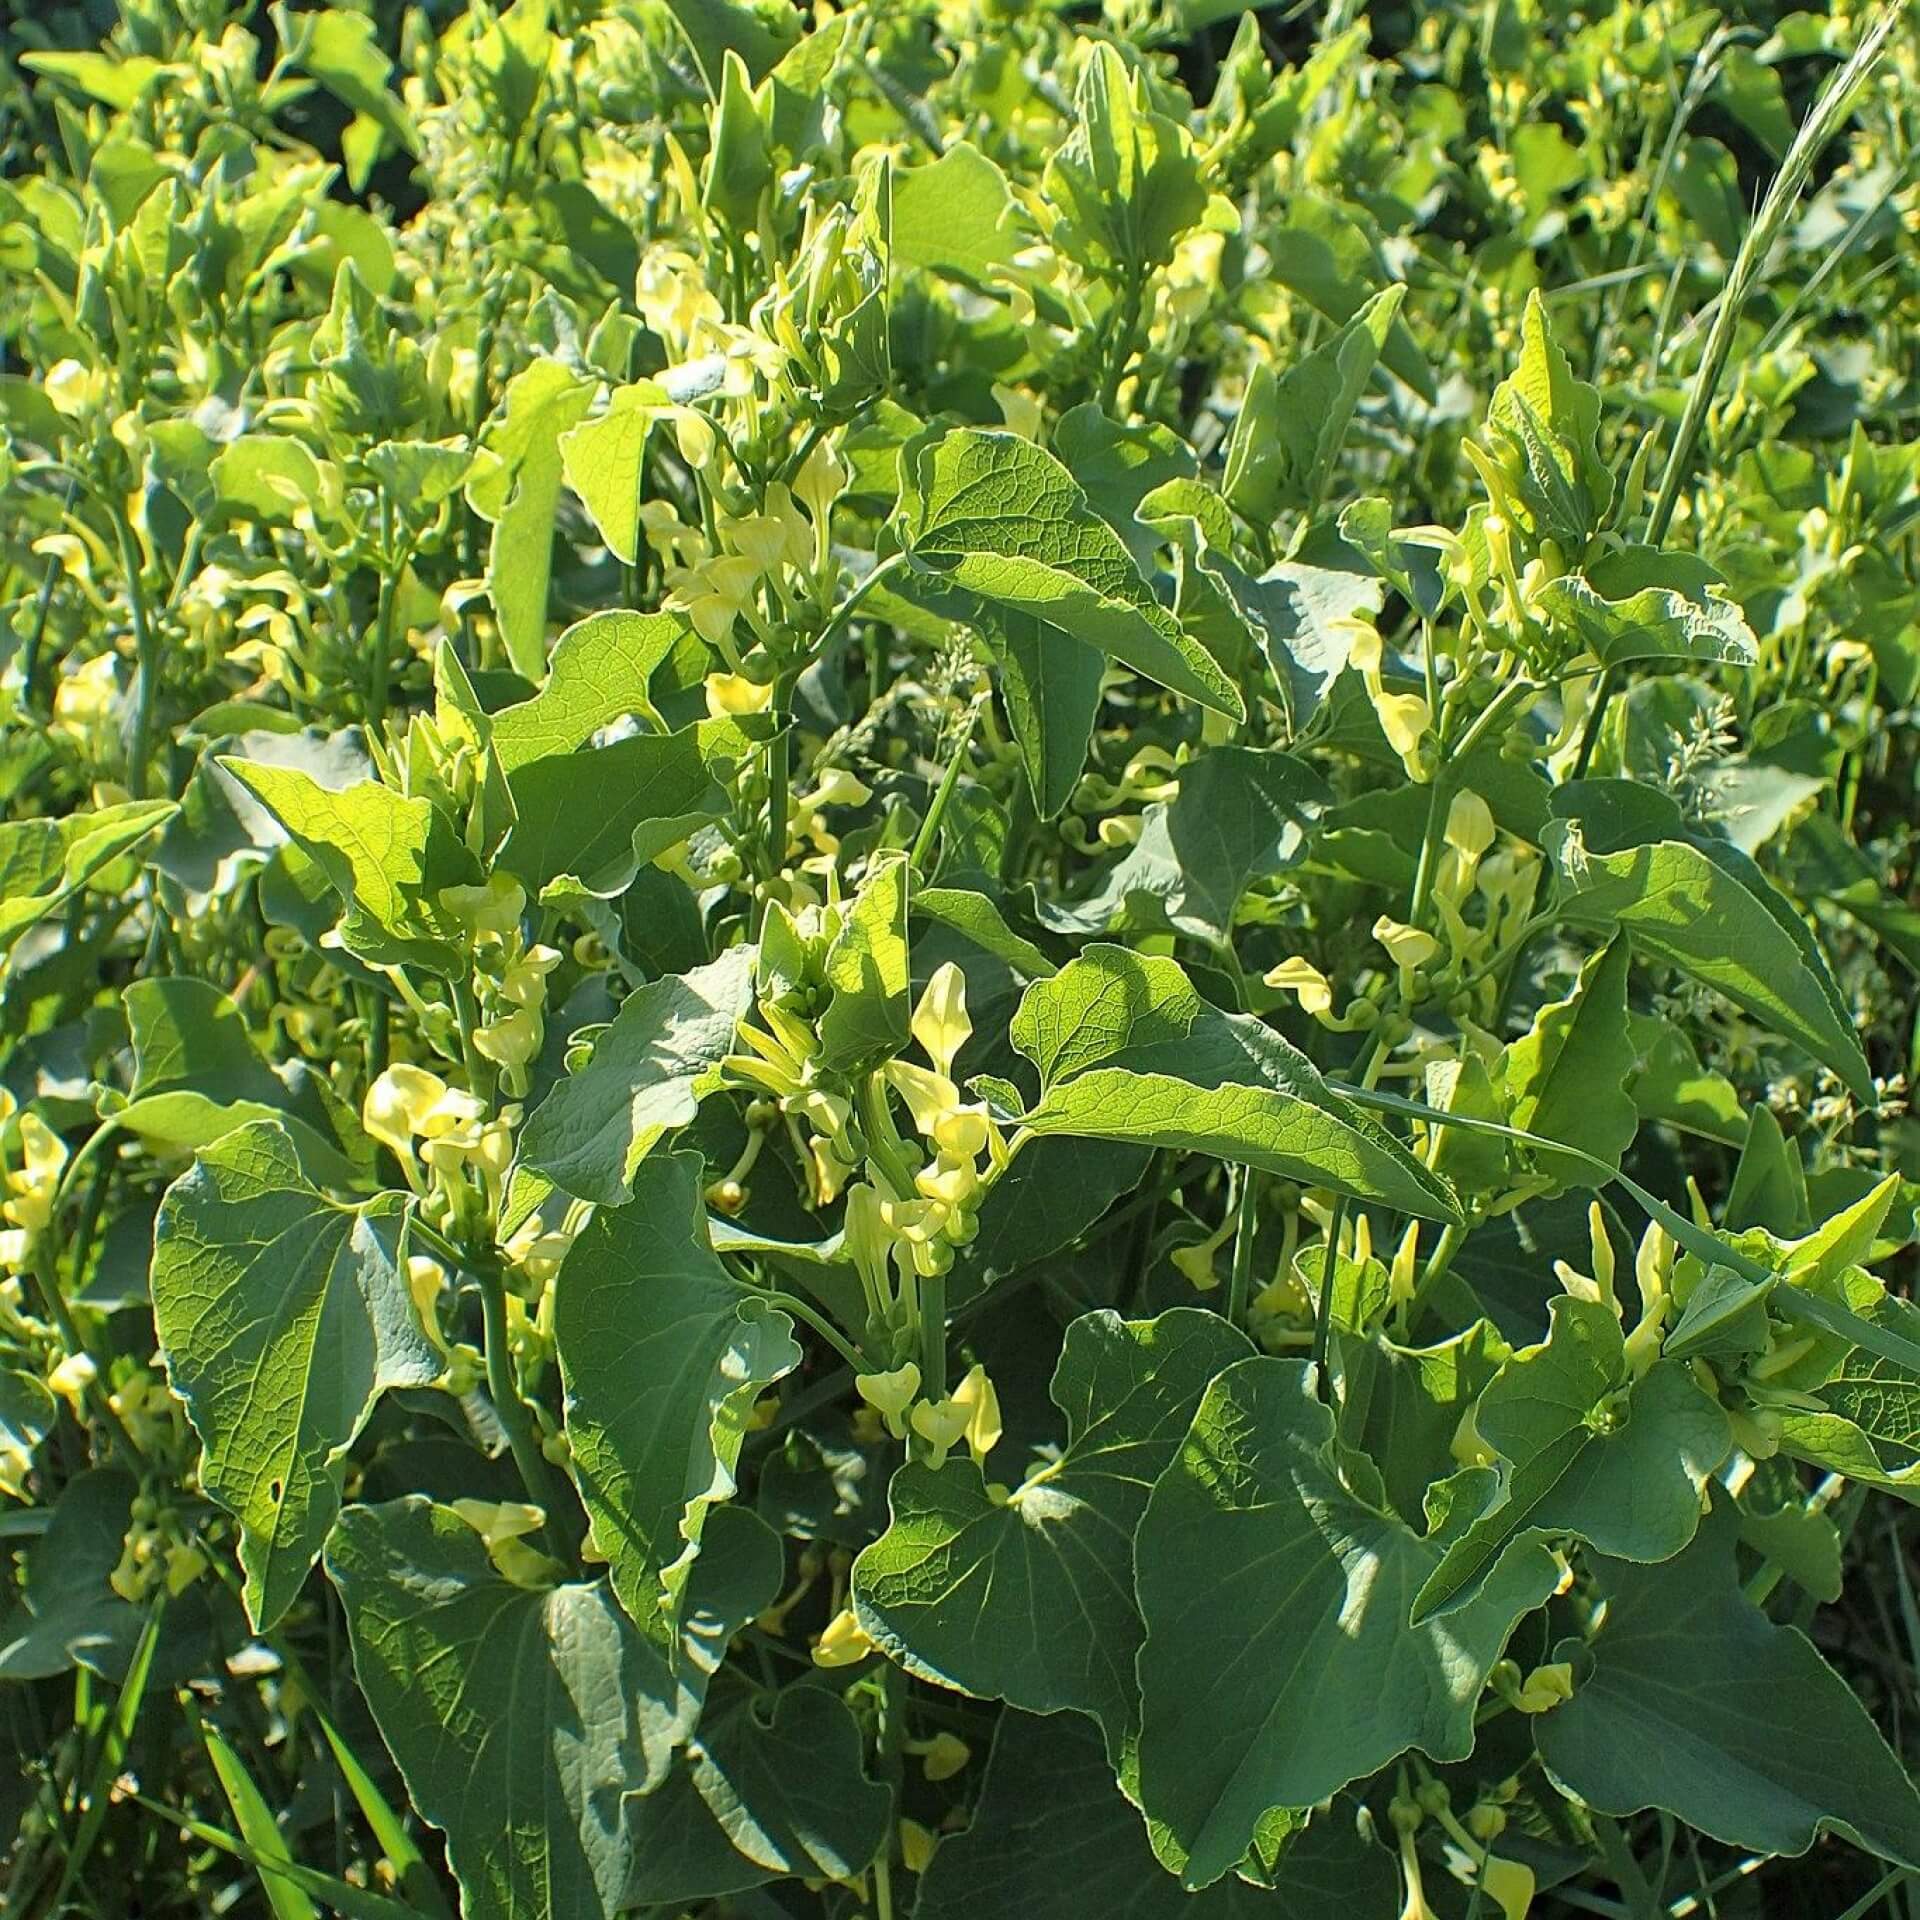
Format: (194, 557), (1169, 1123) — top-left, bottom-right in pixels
(759, 1290), (867, 1373)
(1226, 1166), (1259, 1330)
(758, 670), (798, 933)
(111, 505), (160, 802)
(909, 698), (982, 875)
(818, 549), (909, 653)
(369, 493), (397, 735)
(473, 1258), (577, 1556)
(1309, 1196), (1348, 1385)
(1580, 6), (1897, 778)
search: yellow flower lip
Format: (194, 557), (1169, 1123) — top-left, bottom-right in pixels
(1372, 915), (1439, 971)
(705, 671), (774, 718)
(811, 1606), (877, 1668)
(911, 962), (972, 1076)
(1263, 956), (1333, 1017)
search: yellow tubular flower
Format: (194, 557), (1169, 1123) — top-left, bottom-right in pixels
(1373, 917), (1440, 973)
(910, 1395), (971, 1468)
(706, 672), (774, 718)
(855, 1362), (921, 1438)
(1446, 788), (1496, 861)
(952, 1363), (1002, 1465)
(793, 437), (849, 529)
(1479, 1855), (1535, 1920)
(884, 1059), (961, 1135)
(917, 1730), (970, 1781)
(48, 1351), (97, 1412)
(899, 1818), (937, 1874)
(474, 1006), (541, 1073)
(363, 1063), (447, 1161)
(812, 1607), (877, 1668)
(1511, 1662), (1575, 1713)
(911, 962), (972, 1076)
(440, 874), (527, 936)
(499, 944), (562, 1010)
(1263, 956), (1334, 1019)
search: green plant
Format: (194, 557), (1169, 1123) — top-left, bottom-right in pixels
(4, 0), (1920, 1915)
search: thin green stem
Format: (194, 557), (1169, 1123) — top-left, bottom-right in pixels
(369, 492), (398, 735)
(910, 698), (983, 875)
(1309, 1197), (1348, 1384)
(1402, 1220), (1467, 1340)
(818, 550), (910, 654)
(110, 505), (161, 801)
(473, 1258), (577, 1556)
(758, 1289), (867, 1373)
(1226, 1167), (1259, 1330)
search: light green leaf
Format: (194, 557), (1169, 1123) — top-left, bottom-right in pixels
(211, 436), (340, 528)
(976, 604), (1107, 819)
(1223, 286), (1402, 523)
(1005, 946), (1461, 1222)
(488, 609), (688, 772)
(1412, 1297), (1729, 1622)
(1333, 1321), (1508, 1529)
(816, 852), (910, 1076)
(1535, 1513), (1920, 1868)
(915, 1711), (1397, 1918)
(326, 1498), (650, 1920)
(853, 1309), (1249, 1750)
(220, 762), (478, 976)
(625, 1676), (890, 1904)
(1780, 1271), (1920, 1500)
(0, 799), (176, 957)
(498, 717), (750, 895)
(1536, 550), (1757, 669)
(18, 50), (169, 109)
(553, 1153), (801, 1639)
(469, 358), (597, 679)
(558, 383), (668, 564)
(153, 1122), (436, 1629)
(1038, 747), (1328, 941)
(1041, 44), (1207, 273)
(278, 5), (418, 158)
(1627, 1013), (1747, 1145)
(0, 1365), (56, 1499)
(1192, 552), (1382, 736)
(199, 1717), (322, 1920)
(1497, 934), (1638, 1189)
(898, 428), (1243, 720)
(1552, 826), (1872, 1103)
(1135, 1357), (1557, 1888)
(1486, 289), (1611, 547)
(517, 947), (756, 1205)
(659, 0), (802, 92)
(1263, 194), (1433, 399)
(890, 141), (1018, 286)
(915, 886), (1056, 978)
(113, 977), (357, 1177)
(1055, 405), (1198, 572)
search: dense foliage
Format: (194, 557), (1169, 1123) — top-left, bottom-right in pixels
(5, 0), (1920, 1914)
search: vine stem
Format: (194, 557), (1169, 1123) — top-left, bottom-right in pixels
(757, 1288), (866, 1374)
(1226, 1167), (1259, 1330)
(909, 697), (982, 875)
(757, 669), (799, 937)
(1577, 3), (1897, 777)
(1309, 1197), (1348, 1386)
(472, 1257), (579, 1557)
(110, 504), (160, 801)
